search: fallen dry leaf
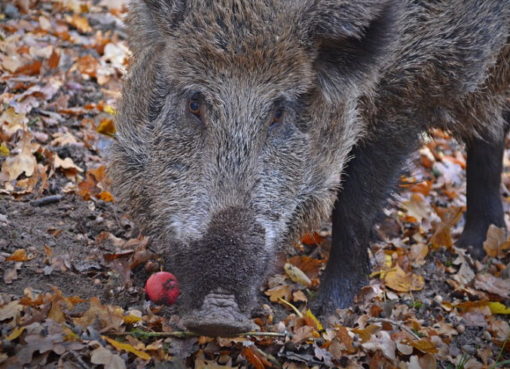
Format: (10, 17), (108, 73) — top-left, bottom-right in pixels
(284, 262), (312, 287)
(90, 345), (126, 369)
(384, 266), (425, 293)
(474, 273), (510, 298)
(1, 134), (39, 181)
(483, 225), (510, 258)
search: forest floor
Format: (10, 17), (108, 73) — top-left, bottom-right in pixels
(1, 1), (510, 368)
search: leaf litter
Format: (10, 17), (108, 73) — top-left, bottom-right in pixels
(0, 1), (509, 368)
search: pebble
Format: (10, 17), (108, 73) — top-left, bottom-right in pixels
(461, 345), (475, 354)
(456, 324), (465, 333)
(4, 4), (20, 19)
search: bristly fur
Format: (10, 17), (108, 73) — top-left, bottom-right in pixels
(110, 0), (510, 320)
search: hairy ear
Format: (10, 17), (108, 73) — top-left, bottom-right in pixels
(127, 0), (187, 53)
(304, 0), (398, 98)
(142, 0), (187, 33)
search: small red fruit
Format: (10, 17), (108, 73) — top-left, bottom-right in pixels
(145, 271), (180, 305)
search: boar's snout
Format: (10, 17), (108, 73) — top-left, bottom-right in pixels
(182, 292), (256, 337)
(170, 207), (271, 336)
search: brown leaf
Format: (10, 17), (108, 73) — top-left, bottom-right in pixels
(288, 256), (324, 279)
(90, 346), (126, 369)
(1, 135), (39, 181)
(75, 55), (100, 78)
(0, 107), (27, 138)
(74, 297), (124, 332)
(98, 191), (114, 202)
(336, 326), (356, 354)
(66, 14), (92, 33)
(6, 249), (30, 262)
(402, 193), (430, 223)
(48, 49), (61, 69)
(430, 207), (463, 249)
(483, 225), (510, 258)
(264, 285), (292, 303)
(15, 60), (42, 76)
(241, 347), (266, 369)
(300, 232), (325, 245)
(0, 301), (23, 321)
(474, 274), (510, 298)
(292, 325), (316, 344)
(352, 325), (380, 343)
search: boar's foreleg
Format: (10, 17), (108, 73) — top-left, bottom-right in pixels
(317, 123), (421, 313)
(457, 115), (509, 259)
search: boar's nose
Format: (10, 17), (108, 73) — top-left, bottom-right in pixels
(182, 292), (256, 337)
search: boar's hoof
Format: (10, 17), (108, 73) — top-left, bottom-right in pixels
(182, 292), (255, 337)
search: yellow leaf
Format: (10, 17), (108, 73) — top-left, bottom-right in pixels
(489, 302), (510, 315)
(384, 254), (393, 268)
(6, 327), (25, 341)
(123, 314), (142, 324)
(304, 309), (323, 331)
(384, 266), (424, 293)
(284, 263), (312, 287)
(0, 144), (9, 156)
(352, 325), (380, 343)
(103, 336), (151, 361)
(103, 105), (117, 115)
(406, 338), (438, 354)
(96, 118), (116, 137)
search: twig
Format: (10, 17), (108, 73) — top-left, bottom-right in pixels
(112, 329), (288, 339)
(252, 345), (283, 369)
(368, 318), (421, 340)
(278, 298), (303, 317)
(62, 351), (92, 369)
(30, 195), (63, 207)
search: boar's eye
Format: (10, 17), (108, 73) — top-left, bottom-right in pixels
(271, 107), (285, 127)
(188, 93), (203, 119)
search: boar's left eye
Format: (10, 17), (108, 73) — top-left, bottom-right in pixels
(271, 107), (285, 126)
(188, 93), (203, 119)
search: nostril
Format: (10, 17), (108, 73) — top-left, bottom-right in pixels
(181, 292), (256, 337)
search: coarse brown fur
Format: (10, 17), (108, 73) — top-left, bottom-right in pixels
(111, 0), (510, 332)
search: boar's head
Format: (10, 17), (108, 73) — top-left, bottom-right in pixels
(111, 0), (396, 336)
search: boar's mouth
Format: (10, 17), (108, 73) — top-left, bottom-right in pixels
(170, 207), (269, 336)
(182, 291), (256, 337)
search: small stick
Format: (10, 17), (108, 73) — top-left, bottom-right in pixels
(368, 318), (421, 340)
(30, 195), (63, 207)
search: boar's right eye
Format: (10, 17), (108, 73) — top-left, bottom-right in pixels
(188, 93), (202, 119)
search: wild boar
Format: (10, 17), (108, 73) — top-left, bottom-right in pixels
(111, 0), (510, 336)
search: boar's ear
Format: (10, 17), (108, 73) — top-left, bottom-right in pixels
(304, 0), (397, 97)
(127, 0), (187, 52)
(141, 0), (187, 34)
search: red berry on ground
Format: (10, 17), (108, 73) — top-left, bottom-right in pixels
(145, 271), (180, 305)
